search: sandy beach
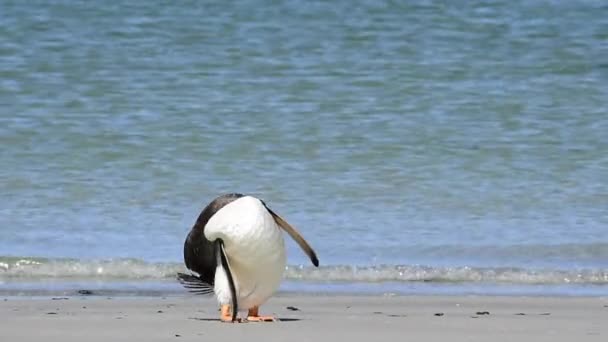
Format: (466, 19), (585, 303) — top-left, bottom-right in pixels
(1, 294), (606, 341)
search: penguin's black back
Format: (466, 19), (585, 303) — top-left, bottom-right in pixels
(182, 193), (244, 286)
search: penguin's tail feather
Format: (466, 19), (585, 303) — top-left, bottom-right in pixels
(177, 272), (215, 295)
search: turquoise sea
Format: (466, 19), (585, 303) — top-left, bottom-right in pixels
(1, 0), (607, 296)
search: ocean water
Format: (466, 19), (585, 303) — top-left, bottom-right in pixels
(1, 0), (607, 296)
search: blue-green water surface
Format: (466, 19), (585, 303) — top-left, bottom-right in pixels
(1, 0), (607, 295)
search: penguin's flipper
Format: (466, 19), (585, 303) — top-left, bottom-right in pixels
(264, 205), (319, 267)
(216, 239), (238, 322)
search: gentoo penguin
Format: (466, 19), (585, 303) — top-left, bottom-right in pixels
(177, 193), (319, 322)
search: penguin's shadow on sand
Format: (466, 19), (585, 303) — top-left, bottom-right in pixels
(189, 317), (301, 322)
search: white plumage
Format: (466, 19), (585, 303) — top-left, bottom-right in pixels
(205, 196), (286, 310)
(179, 193), (318, 322)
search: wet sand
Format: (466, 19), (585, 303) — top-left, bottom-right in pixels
(1, 294), (606, 341)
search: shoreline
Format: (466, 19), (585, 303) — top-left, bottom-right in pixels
(1, 294), (607, 341)
(1, 290), (608, 299)
(1, 279), (607, 297)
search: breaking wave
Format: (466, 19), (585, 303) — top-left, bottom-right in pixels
(1, 256), (607, 285)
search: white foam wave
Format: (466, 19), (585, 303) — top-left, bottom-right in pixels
(0, 257), (180, 279)
(1, 257), (607, 285)
(284, 265), (608, 285)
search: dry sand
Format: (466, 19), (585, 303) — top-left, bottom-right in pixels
(1, 294), (606, 341)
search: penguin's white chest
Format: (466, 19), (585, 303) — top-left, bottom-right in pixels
(205, 196), (286, 309)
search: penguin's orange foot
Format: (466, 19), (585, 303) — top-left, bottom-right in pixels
(246, 306), (277, 322)
(247, 315), (276, 322)
(220, 304), (241, 323)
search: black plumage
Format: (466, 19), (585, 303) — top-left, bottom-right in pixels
(178, 193), (244, 294)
